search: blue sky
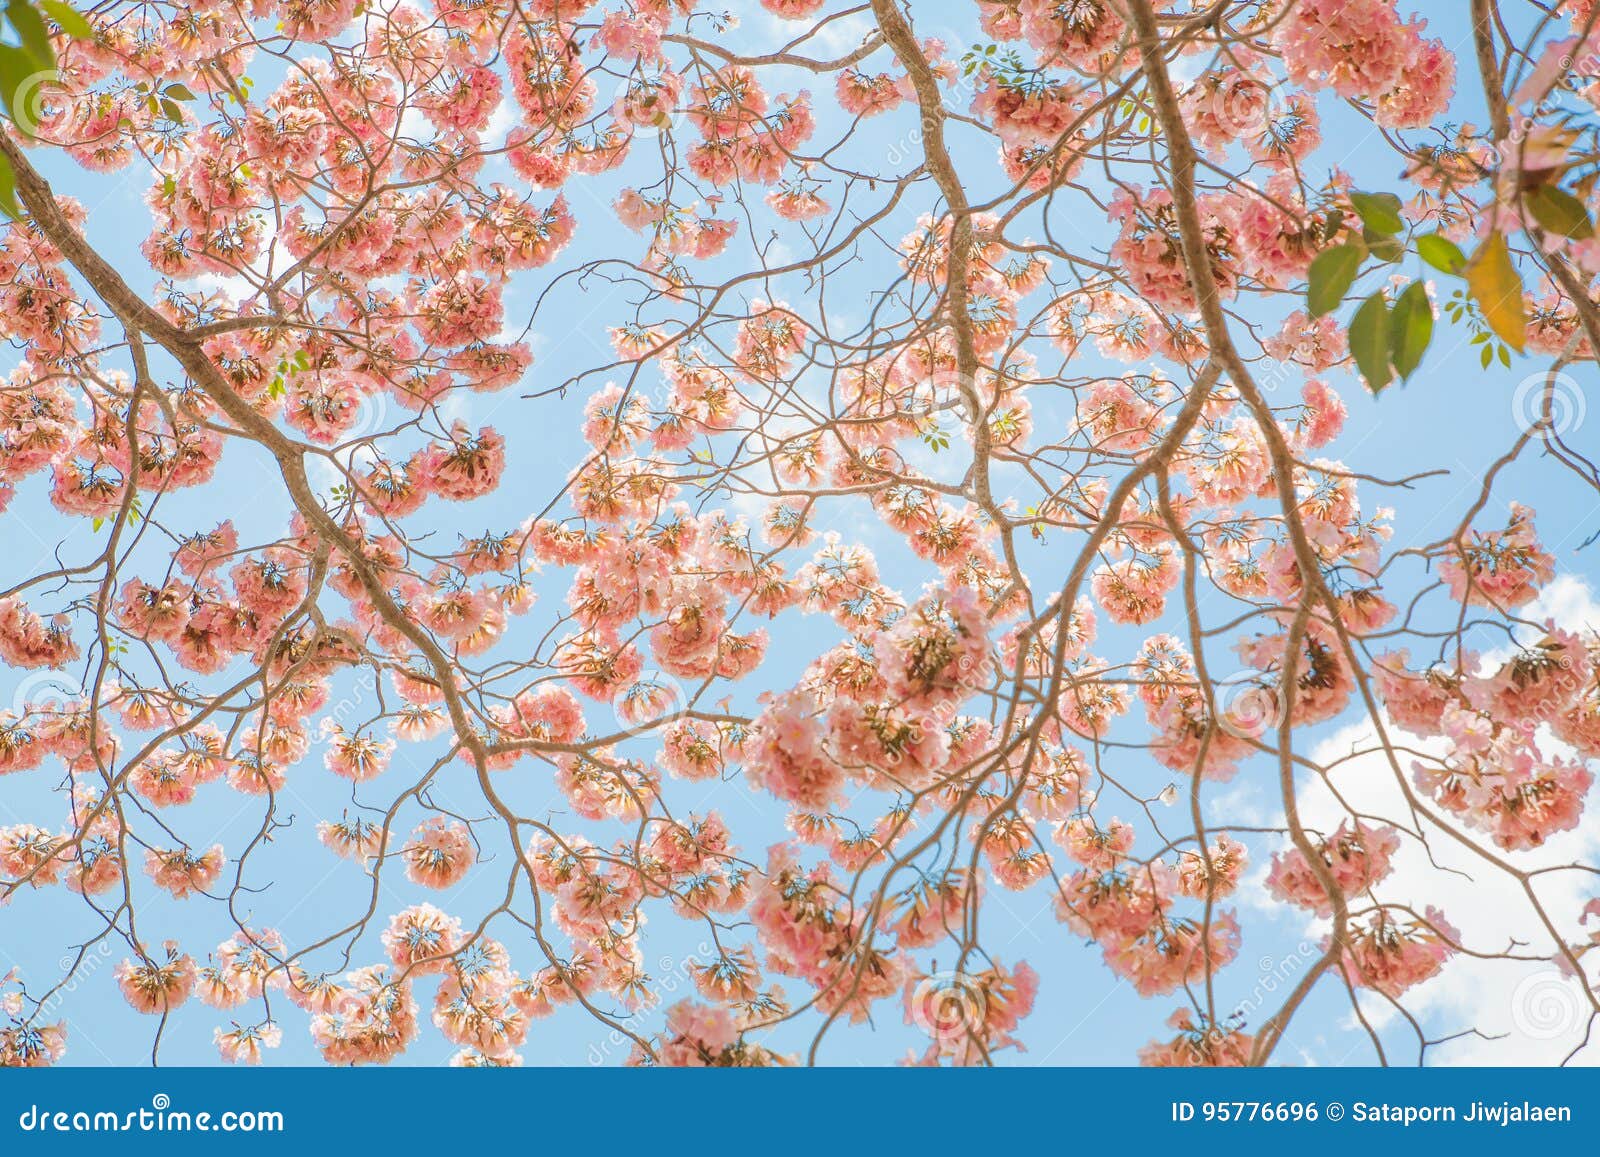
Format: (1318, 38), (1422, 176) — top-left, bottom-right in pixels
(1, 2), (1598, 1066)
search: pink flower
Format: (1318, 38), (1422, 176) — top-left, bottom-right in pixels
(1267, 822), (1401, 915)
(383, 903), (464, 971)
(116, 946), (196, 1014)
(836, 70), (903, 118)
(214, 1022), (282, 1064)
(322, 726), (394, 782)
(1340, 908), (1458, 997)
(746, 689), (842, 809)
(1439, 503), (1555, 608)
(403, 819), (475, 889)
(1140, 1008), (1254, 1067)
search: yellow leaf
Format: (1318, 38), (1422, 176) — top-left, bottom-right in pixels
(1464, 231), (1526, 353)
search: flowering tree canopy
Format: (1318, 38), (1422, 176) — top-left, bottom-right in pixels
(2, 0), (1600, 1068)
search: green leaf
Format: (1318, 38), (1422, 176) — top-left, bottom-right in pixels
(1306, 244), (1361, 318)
(0, 156), (19, 220)
(1464, 231), (1527, 353)
(1364, 226), (1405, 263)
(1524, 185), (1595, 239)
(1389, 281), (1433, 381)
(1349, 191), (1405, 236)
(159, 97), (182, 122)
(163, 81), (195, 101)
(0, 43), (36, 129)
(37, 0), (91, 38)
(1416, 233), (1466, 275)
(6, 0), (54, 69)
(1349, 291), (1393, 393)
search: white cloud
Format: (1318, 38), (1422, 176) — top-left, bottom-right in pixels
(1276, 576), (1600, 1064)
